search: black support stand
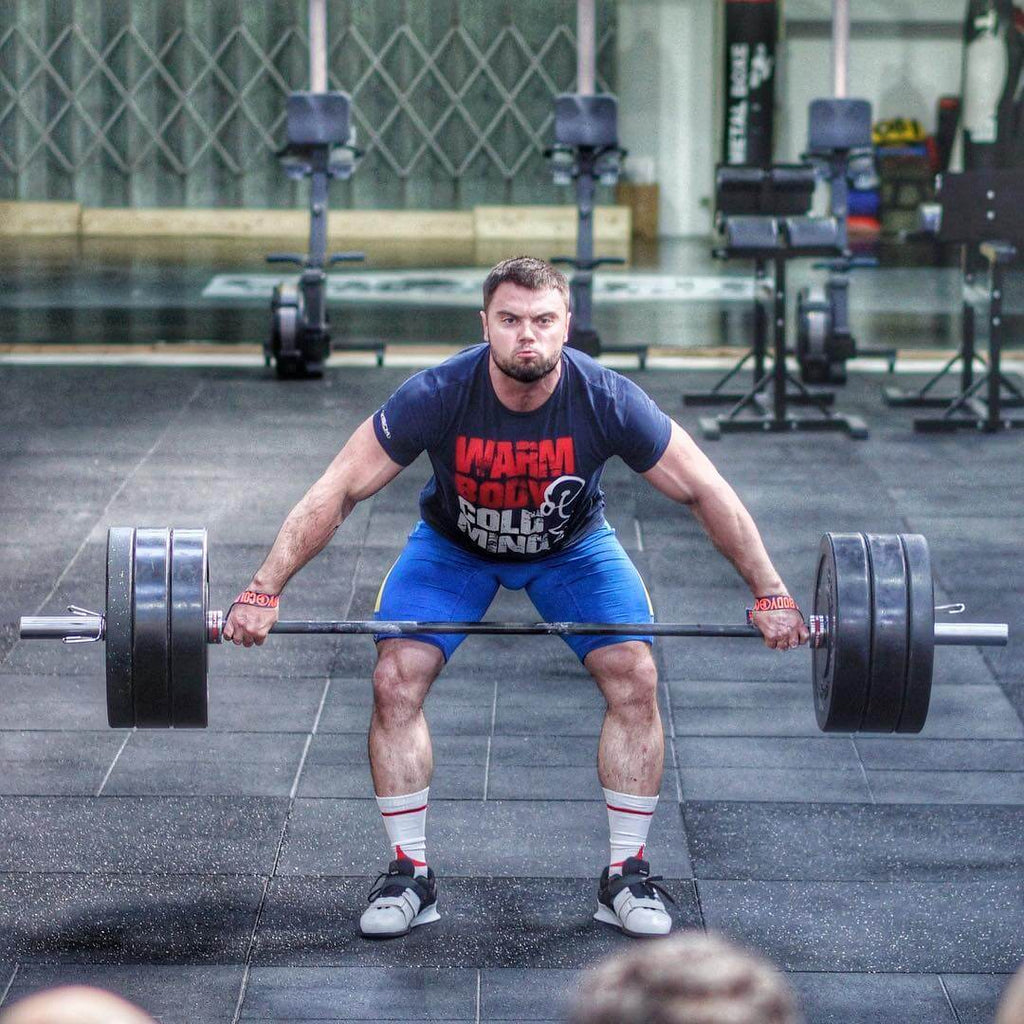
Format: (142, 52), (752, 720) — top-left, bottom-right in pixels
(683, 259), (771, 406)
(883, 170), (1024, 432)
(913, 242), (1024, 432)
(684, 164), (835, 409)
(699, 252), (868, 439)
(548, 95), (648, 364)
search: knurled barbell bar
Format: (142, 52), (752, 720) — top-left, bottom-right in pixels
(18, 527), (1008, 734)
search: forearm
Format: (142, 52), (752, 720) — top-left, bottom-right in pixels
(689, 481), (788, 597)
(249, 480), (356, 594)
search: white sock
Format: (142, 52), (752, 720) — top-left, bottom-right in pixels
(376, 786), (429, 877)
(603, 787), (658, 875)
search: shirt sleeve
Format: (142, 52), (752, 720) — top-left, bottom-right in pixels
(372, 370), (441, 466)
(605, 374), (673, 472)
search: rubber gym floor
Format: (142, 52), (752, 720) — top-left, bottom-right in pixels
(0, 244), (1021, 1022)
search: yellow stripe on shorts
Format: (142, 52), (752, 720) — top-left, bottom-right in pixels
(373, 558), (401, 614)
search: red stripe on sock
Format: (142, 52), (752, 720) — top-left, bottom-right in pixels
(606, 803), (654, 816)
(610, 846), (645, 870)
(395, 844), (427, 867)
(380, 803), (428, 817)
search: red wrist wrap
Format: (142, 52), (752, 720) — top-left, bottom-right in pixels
(746, 594), (800, 624)
(753, 595), (798, 613)
(235, 590), (279, 609)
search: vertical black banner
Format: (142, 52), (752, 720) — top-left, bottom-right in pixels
(722, 0), (778, 166)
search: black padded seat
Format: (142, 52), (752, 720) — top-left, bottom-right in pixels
(553, 94), (619, 148)
(770, 164), (818, 190)
(784, 216), (842, 255)
(720, 216), (781, 257)
(716, 164), (816, 217)
(285, 92), (351, 146)
(808, 98), (873, 153)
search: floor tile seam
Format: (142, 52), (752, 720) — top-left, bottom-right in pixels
(0, 870), (274, 879)
(270, 872), (693, 882)
(0, 379), (206, 673)
(679, 797), (1024, 809)
(644, 526), (698, 875)
(990, 655), (1024, 730)
(234, 677), (337, 1016)
(671, 730), (1024, 740)
(482, 680), (498, 802)
(289, 677), (332, 801)
(937, 974), (964, 1024)
(231, 962), (251, 1024)
(689, 876), (1022, 886)
(475, 968), (481, 1024)
(691, 878), (707, 930)
(94, 729), (134, 797)
(675, 763), (1024, 774)
(674, 771), (1024, 781)
(234, 802), (298, 1018)
(0, 964), (18, 1009)
(782, 969), (974, 975)
(0, 794), (292, 804)
(10, 792), (1023, 809)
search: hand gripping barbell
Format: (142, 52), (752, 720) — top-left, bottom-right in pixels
(18, 527), (1008, 734)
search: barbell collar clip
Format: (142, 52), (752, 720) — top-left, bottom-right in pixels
(207, 610), (223, 644)
(64, 604), (105, 644)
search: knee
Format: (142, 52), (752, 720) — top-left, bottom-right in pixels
(593, 645), (659, 717)
(372, 650), (431, 726)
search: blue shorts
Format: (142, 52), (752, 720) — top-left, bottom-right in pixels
(374, 521), (655, 663)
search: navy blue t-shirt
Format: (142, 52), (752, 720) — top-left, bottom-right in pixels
(373, 344), (672, 560)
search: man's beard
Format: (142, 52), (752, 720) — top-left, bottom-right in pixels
(491, 346), (561, 383)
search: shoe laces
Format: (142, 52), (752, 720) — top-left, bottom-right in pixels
(367, 861), (414, 903)
(634, 873), (676, 905)
(614, 860), (677, 905)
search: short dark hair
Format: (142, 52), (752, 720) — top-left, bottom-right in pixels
(482, 256), (570, 311)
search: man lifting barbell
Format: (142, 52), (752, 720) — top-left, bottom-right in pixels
(221, 256), (807, 940)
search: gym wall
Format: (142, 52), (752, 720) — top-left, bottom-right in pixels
(0, 0), (616, 211)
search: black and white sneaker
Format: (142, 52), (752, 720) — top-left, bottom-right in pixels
(594, 856), (674, 938)
(359, 857), (440, 939)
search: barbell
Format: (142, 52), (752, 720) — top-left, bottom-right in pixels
(18, 527), (1007, 734)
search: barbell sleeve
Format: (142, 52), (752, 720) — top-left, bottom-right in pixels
(19, 614), (105, 642)
(933, 622), (1009, 646)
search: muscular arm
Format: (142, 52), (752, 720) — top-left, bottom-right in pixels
(223, 417), (404, 645)
(250, 417), (404, 593)
(642, 421), (807, 648)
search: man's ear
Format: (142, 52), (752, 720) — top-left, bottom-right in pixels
(479, 308), (488, 341)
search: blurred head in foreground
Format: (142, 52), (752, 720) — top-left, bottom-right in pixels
(0, 985), (156, 1024)
(571, 931), (801, 1024)
(998, 963), (1024, 1024)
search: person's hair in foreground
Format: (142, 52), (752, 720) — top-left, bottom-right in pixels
(998, 962), (1024, 1024)
(570, 931), (801, 1024)
(0, 985), (156, 1024)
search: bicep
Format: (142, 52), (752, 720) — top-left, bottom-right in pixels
(641, 420), (724, 504)
(320, 417), (406, 505)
